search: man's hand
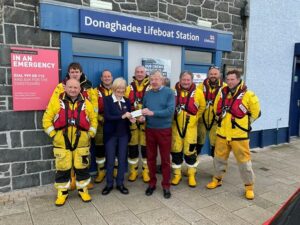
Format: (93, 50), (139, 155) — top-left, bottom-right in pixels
(129, 117), (136, 123)
(142, 108), (154, 116)
(137, 116), (146, 123)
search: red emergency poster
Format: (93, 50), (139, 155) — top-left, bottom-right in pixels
(11, 47), (59, 111)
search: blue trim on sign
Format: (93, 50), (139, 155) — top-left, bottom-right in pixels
(250, 127), (289, 148)
(40, 3), (79, 33)
(216, 33), (232, 52)
(60, 32), (73, 80)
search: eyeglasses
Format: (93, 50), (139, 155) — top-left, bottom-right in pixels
(208, 65), (220, 70)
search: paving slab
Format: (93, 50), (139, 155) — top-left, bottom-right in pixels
(197, 204), (248, 225)
(158, 196), (205, 223)
(233, 204), (274, 225)
(74, 207), (108, 225)
(103, 210), (143, 225)
(137, 207), (190, 225)
(31, 207), (81, 225)
(0, 212), (33, 225)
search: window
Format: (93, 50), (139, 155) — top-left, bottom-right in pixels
(185, 50), (212, 64)
(72, 37), (122, 56)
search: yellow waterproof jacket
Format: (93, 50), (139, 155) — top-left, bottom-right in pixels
(214, 82), (260, 140)
(94, 84), (112, 124)
(197, 79), (226, 130)
(49, 75), (98, 116)
(172, 83), (206, 137)
(125, 76), (150, 110)
(43, 93), (98, 149)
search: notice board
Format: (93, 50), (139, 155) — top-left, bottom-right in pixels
(10, 47), (59, 111)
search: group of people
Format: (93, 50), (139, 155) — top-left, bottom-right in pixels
(42, 62), (260, 206)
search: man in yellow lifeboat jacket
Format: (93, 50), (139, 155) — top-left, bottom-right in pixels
(49, 62), (97, 190)
(43, 79), (97, 206)
(125, 66), (151, 182)
(197, 66), (226, 157)
(171, 71), (205, 187)
(94, 70), (113, 183)
(206, 69), (261, 200)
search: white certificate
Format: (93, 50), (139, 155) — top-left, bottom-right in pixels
(131, 109), (142, 118)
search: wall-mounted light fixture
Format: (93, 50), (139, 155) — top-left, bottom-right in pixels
(90, 0), (113, 10)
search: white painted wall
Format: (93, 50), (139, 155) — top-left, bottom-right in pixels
(127, 41), (182, 86)
(246, 0), (300, 130)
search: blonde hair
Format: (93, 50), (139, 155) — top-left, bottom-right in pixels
(111, 77), (127, 92)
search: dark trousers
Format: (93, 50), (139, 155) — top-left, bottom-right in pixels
(145, 128), (171, 189)
(105, 135), (129, 187)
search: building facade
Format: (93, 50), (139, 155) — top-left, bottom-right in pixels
(3, 0), (297, 193)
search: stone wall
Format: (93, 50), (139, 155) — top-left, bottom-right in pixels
(0, 0), (246, 192)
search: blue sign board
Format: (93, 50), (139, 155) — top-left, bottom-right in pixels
(80, 9), (217, 49)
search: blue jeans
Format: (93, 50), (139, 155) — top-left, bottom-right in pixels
(105, 135), (129, 187)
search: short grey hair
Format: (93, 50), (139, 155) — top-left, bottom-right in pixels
(179, 71), (194, 79)
(150, 70), (164, 79)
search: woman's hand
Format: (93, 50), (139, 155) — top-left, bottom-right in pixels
(122, 112), (132, 119)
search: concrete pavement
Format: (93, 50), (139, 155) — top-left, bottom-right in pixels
(0, 138), (299, 225)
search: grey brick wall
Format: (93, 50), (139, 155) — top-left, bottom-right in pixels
(0, 0), (246, 192)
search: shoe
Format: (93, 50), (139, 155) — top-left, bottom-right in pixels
(187, 167), (197, 187)
(245, 184), (255, 200)
(55, 189), (68, 206)
(78, 188), (92, 202)
(206, 177), (222, 189)
(145, 186), (156, 196)
(116, 185), (129, 195)
(102, 186), (113, 195)
(142, 167), (150, 183)
(171, 168), (182, 185)
(163, 189), (171, 199)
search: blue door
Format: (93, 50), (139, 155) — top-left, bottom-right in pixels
(74, 56), (124, 172)
(74, 56), (123, 86)
(289, 52), (300, 137)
